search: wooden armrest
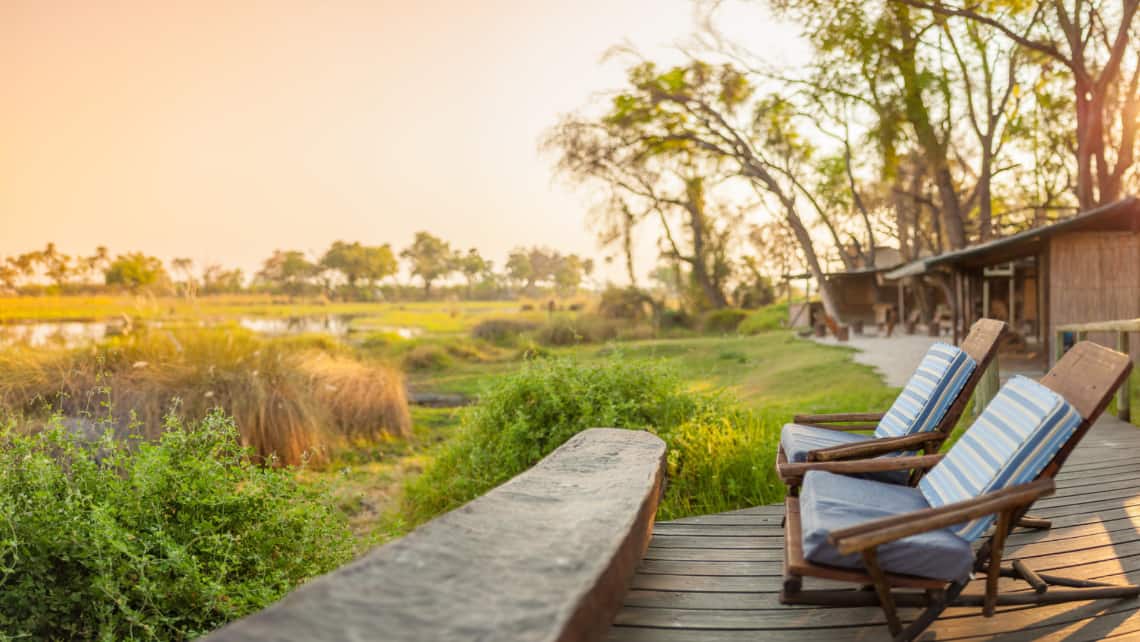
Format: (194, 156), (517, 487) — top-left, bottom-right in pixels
(808, 433), (944, 462)
(829, 479), (1055, 555)
(799, 423), (880, 431)
(794, 412), (885, 424)
(779, 453), (943, 479)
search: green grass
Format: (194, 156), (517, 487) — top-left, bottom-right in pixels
(4, 295), (897, 545)
(389, 332), (896, 531)
(409, 332), (896, 413)
(0, 294), (529, 330)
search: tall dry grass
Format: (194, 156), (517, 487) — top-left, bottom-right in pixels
(0, 326), (411, 465)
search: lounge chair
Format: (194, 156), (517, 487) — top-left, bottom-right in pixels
(781, 341), (1137, 642)
(777, 318), (1006, 492)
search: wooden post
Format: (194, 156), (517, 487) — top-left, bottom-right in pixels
(975, 354), (1000, 417)
(953, 272), (963, 346)
(1009, 264), (1016, 330)
(1055, 329), (1065, 364)
(898, 282), (906, 331)
(982, 279), (990, 319)
(1118, 330), (1131, 422)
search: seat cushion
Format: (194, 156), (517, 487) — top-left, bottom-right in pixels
(800, 470), (974, 582)
(920, 376), (1082, 542)
(874, 343), (977, 441)
(780, 424), (909, 484)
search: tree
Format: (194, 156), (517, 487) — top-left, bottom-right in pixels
(400, 232), (455, 297)
(598, 60), (843, 317)
(171, 257), (197, 300)
(505, 249), (536, 290)
(456, 248), (492, 298)
(898, 0), (1140, 210)
(0, 260), (18, 292)
(257, 250), (316, 297)
(320, 241), (397, 296)
(80, 246), (110, 284)
(201, 264), (245, 294)
(546, 95), (740, 309)
(553, 254), (594, 296)
(104, 253), (169, 291)
(37, 243), (73, 290)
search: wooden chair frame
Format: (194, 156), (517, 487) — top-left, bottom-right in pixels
(780, 341), (1139, 642)
(777, 318), (1007, 496)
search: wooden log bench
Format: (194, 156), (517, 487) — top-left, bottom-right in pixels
(201, 428), (667, 642)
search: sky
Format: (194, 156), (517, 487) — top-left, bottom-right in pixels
(1, 0), (806, 283)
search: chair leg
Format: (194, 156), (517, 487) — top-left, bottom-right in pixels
(862, 548), (902, 637)
(894, 580), (967, 642)
(984, 511), (1012, 616)
(1017, 514), (1052, 530)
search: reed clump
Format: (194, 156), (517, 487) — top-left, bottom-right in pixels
(0, 326), (411, 465)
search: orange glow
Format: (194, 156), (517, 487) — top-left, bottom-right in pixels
(1, 1), (803, 279)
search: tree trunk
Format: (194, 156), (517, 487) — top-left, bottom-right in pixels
(684, 180), (728, 309)
(622, 213), (638, 287)
(978, 149), (993, 241)
(782, 198), (842, 321)
(895, 4), (967, 249)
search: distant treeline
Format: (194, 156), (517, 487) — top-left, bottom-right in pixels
(0, 233), (597, 301)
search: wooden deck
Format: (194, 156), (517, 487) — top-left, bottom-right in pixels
(610, 415), (1140, 641)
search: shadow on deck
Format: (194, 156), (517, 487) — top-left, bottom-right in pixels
(610, 415), (1140, 642)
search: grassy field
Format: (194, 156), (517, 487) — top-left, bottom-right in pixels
(1, 295), (896, 545)
(0, 294), (536, 329)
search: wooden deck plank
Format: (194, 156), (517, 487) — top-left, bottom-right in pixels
(612, 415), (1140, 641)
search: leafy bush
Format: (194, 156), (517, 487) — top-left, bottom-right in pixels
(357, 330), (407, 352)
(532, 316), (621, 346)
(0, 412), (355, 640)
(597, 286), (652, 321)
(739, 302), (789, 335)
(657, 308), (695, 331)
(402, 344), (454, 371)
(402, 356), (784, 524)
(702, 308), (749, 334)
(470, 318), (539, 346)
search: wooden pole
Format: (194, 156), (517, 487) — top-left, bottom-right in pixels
(1118, 330), (1131, 422)
(953, 272), (963, 346)
(1009, 264), (1016, 330)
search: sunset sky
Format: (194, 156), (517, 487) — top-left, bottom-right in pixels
(1, 1), (805, 282)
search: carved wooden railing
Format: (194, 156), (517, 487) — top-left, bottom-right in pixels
(201, 428), (667, 642)
(1057, 318), (1137, 421)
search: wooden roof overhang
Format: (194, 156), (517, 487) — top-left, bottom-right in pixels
(885, 197), (1140, 279)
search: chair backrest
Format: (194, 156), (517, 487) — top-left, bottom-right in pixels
(873, 343), (977, 440)
(872, 319), (1006, 441)
(920, 341), (1132, 543)
(939, 318), (1007, 432)
(918, 375), (1082, 541)
(1036, 341), (1133, 478)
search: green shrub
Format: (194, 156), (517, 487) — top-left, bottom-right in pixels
(657, 308), (695, 331)
(597, 286), (652, 321)
(470, 318), (539, 346)
(401, 356), (784, 524)
(357, 330), (407, 352)
(532, 316), (621, 346)
(702, 308), (749, 334)
(0, 412), (355, 640)
(402, 344), (454, 371)
(739, 302), (789, 335)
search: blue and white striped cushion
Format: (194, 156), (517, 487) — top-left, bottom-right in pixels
(874, 343), (977, 442)
(919, 376), (1082, 541)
